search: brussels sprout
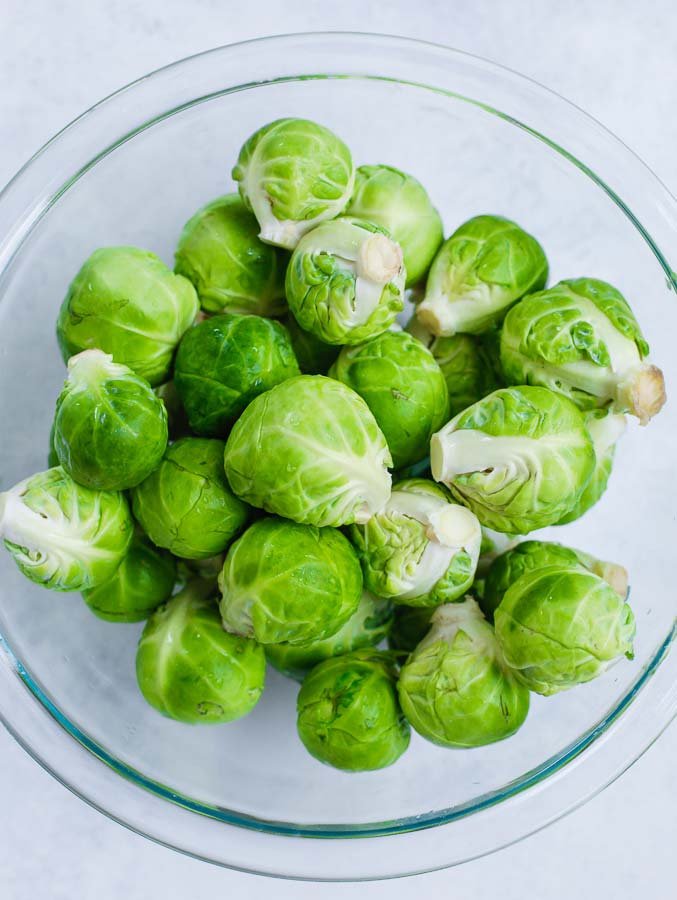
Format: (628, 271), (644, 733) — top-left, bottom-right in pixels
(296, 650), (410, 771)
(266, 591), (393, 681)
(557, 410), (626, 524)
(224, 375), (392, 527)
(82, 532), (176, 622)
(47, 420), (59, 468)
(174, 554), (225, 594)
(406, 316), (500, 419)
(0, 467), (132, 591)
(416, 215), (548, 336)
(174, 314), (300, 436)
(56, 247), (198, 386)
(329, 331), (449, 468)
(174, 194), (287, 316)
(431, 386), (595, 533)
(495, 566), (636, 695)
(500, 278), (666, 424)
(283, 314), (340, 375)
(52, 350), (168, 491)
(349, 479), (481, 607)
(388, 605), (434, 654)
(475, 528), (518, 577)
(218, 517), (362, 645)
(345, 164), (443, 286)
(398, 598), (530, 747)
(154, 381), (191, 440)
(132, 437), (250, 559)
(481, 539), (628, 621)
(394, 457), (433, 481)
(286, 217), (406, 345)
(232, 118), (354, 249)
(136, 580), (265, 723)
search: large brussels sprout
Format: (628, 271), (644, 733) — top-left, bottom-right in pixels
(430, 386), (595, 533)
(500, 278), (666, 424)
(286, 217), (406, 345)
(132, 437), (250, 559)
(329, 330), (449, 468)
(283, 314), (340, 375)
(398, 598), (530, 748)
(266, 591), (393, 681)
(136, 580), (265, 723)
(218, 517), (362, 645)
(296, 650), (410, 771)
(388, 605), (434, 654)
(495, 566), (636, 695)
(557, 410), (626, 524)
(224, 375), (392, 527)
(56, 247), (198, 386)
(232, 118), (354, 249)
(481, 539), (628, 621)
(52, 350), (168, 491)
(406, 316), (500, 418)
(0, 467), (133, 591)
(82, 532), (176, 622)
(174, 313), (300, 436)
(174, 194), (287, 316)
(345, 164), (443, 286)
(349, 479), (481, 607)
(416, 215), (548, 336)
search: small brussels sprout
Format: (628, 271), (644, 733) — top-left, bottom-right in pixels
(398, 598), (530, 747)
(349, 479), (482, 607)
(0, 467), (133, 591)
(416, 215), (548, 336)
(296, 650), (410, 771)
(495, 566), (636, 695)
(481, 539), (628, 621)
(132, 437), (250, 559)
(345, 164), (443, 286)
(82, 532), (176, 622)
(174, 313), (300, 436)
(56, 247), (198, 386)
(388, 605), (434, 654)
(174, 194), (287, 316)
(431, 386), (595, 533)
(218, 517), (362, 645)
(266, 591), (393, 681)
(282, 314), (340, 375)
(329, 330), (449, 468)
(286, 217), (406, 345)
(500, 278), (666, 424)
(407, 316), (500, 418)
(136, 580), (265, 723)
(52, 350), (168, 491)
(557, 410), (626, 524)
(232, 118), (354, 249)
(154, 381), (191, 440)
(224, 375), (392, 527)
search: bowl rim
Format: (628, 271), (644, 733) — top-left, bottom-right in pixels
(0, 31), (676, 881)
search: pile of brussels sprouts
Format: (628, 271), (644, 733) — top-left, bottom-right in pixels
(0, 117), (666, 772)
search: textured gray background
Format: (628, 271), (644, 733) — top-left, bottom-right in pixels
(1, 1), (676, 896)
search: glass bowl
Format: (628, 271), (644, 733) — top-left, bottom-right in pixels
(0, 33), (676, 882)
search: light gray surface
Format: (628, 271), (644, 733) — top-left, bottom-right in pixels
(1, 0), (675, 895)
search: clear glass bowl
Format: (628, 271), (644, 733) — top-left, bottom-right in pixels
(0, 33), (676, 882)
